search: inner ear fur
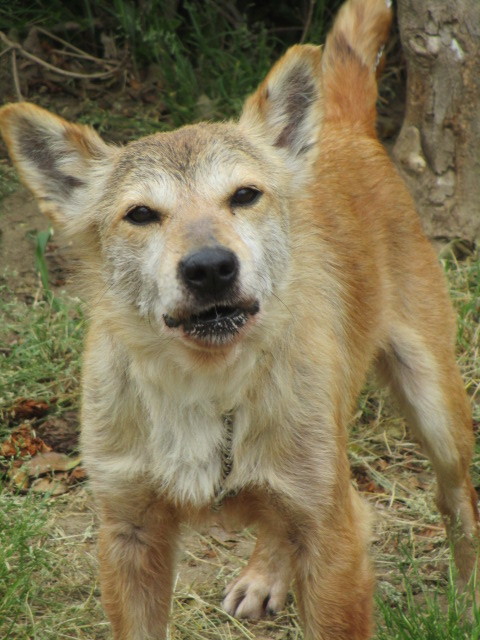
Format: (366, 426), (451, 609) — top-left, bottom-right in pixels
(239, 44), (323, 166)
(0, 102), (113, 225)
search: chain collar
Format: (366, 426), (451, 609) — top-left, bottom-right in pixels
(212, 411), (238, 511)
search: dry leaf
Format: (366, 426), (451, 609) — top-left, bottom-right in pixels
(8, 467), (29, 491)
(30, 474), (70, 496)
(68, 466), (88, 483)
(25, 451), (82, 477)
(10, 398), (50, 421)
(0, 424), (51, 458)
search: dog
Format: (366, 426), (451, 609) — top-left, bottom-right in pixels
(1, 0), (478, 637)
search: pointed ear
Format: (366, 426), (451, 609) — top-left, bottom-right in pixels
(0, 102), (115, 226)
(239, 45), (323, 175)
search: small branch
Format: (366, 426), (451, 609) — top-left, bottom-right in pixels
(34, 26), (111, 65)
(11, 50), (23, 101)
(51, 47), (117, 67)
(0, 31), (121, 80)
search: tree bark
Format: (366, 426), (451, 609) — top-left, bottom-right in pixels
(393, 0), (480, 242)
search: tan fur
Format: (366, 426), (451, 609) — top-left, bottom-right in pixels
(0, 0), (478, 637)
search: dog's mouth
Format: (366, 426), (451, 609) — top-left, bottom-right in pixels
(163, 301), (260, 344)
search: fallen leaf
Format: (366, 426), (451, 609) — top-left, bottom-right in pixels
(10, 398), (50, 421)
(8, 467), (29, 491)
(30, 474), (70, 496)
(25, 452), (82, 477)
(0, 424), (51, 458)
(418, 526), (443, 538)
(68, 466), (88, 483)
(358, 480), (383, 494)
(375, 458), (389, 471)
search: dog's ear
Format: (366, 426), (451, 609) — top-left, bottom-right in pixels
(0, 102), (115, 226)
(239, 45), (323, 176)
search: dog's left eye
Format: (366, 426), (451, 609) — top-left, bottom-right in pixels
(124, 206), (160, 225)
(230, 187), (262, 207)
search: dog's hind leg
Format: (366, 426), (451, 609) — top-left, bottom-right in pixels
(378, 323), (479, 583)
(223, 519), (294, 618)
(97, 491), (179, 640)
(224, 485), (374, 639)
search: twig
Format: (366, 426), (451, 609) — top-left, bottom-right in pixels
(0, 31), (121, 80)
(0, 45), (12, 60)
(300, 0), (316, 44)
(51, 48), (117, 67)
(11, 49), (23, 101)
(34, 26), (112, 65)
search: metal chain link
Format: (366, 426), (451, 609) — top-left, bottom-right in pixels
(212, 412), (238, 511)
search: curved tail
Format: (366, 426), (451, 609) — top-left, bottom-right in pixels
(322, 0), (392, 135)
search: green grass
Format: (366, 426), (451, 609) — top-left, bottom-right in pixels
(0, 291), (84, 437)
(0, 491), (53, 638)
(376, 556), (480, 639)
(0, 488), (107, 640)
(444, 254), (480, 416)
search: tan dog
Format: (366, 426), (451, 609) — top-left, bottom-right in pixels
(1, 0), (478, 637)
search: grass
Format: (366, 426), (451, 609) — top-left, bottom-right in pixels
(0, 487), (107, 640)
(444, 254), (480, 416)
(0, 290), (84, 437)
(376, 551), (480, 640)
(0, 491), (52, 638)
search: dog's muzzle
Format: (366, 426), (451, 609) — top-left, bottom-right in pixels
(165, 245), (259, 343)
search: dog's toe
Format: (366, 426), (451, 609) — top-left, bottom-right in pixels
(223, 572), (288, 619)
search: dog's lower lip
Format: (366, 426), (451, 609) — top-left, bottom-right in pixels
(163, 301), (259, 339)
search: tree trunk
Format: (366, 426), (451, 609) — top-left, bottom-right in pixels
(393, 0), (480, 242)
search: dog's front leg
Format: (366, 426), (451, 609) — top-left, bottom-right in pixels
(292, 486), (374, 640)
(97, 492), (179, 640)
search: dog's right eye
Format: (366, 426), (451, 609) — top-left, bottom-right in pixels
(124, 206), (160, 225)
(230, 187), (262, 207)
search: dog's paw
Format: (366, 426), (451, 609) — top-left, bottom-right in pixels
(223, 569), (289, 619)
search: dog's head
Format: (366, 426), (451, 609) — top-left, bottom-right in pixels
(0, 46), (322, 354)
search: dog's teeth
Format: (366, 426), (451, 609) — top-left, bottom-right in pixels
(184, 310), (249, 343)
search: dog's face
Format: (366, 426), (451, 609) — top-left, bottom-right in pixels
(0, 46), (323, 352)
(96, 123), (290, 349)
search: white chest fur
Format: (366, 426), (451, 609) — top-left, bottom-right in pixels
(129, 346), (268, 506)
(142, 385), (231, 504)
(82, 328), (294, 507)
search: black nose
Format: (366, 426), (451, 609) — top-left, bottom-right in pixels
(180, 247), (239, 298)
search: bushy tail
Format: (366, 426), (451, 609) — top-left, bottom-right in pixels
(322, 0), (392, 135)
